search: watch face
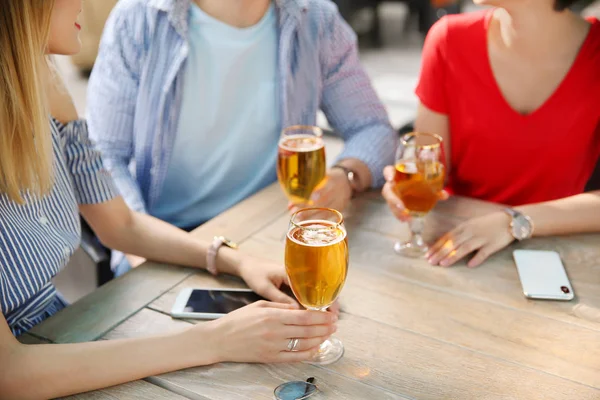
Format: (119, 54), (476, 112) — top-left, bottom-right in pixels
(511, 216), (531, 240)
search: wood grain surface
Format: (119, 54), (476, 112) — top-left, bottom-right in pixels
(30, 263), (194, 343)
(40, 190), (600, 399)
(58, 380), (189, 400)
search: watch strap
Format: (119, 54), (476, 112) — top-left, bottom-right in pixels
(206, 236), (224, 276)
(206, 236), (239, 276)
(504, 207), (519, 219)
(332, 164), (360, 195)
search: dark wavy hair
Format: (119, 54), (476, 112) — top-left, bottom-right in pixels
(554, 0), (578, 11)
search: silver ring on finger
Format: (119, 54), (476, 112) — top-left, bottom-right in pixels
(286, 338), (299, 352)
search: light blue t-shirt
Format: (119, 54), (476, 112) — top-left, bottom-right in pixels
(152, 3), (279, 228)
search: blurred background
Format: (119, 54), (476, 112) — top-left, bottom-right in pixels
(54, 0), (600, 302)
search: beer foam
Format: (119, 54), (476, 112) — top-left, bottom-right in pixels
(279, 134), (324, 152)
(287, 219), (347, 247)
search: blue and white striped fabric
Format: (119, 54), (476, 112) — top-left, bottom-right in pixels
(87, 0), (397, 218)
(0, 119), (118, 336)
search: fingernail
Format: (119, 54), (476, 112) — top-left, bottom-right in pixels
(440, 260), (449, 267)
(396, 203), (403, 209)
(332, 314), (339, 322)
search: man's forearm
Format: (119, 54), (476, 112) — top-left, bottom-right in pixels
(516, 191), (600, 237)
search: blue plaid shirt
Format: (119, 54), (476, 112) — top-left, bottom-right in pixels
(88, 0), (396, 217)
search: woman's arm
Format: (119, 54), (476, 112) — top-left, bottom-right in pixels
(426, 191), (600, 267)
(386, 103), (600, 267)
(517, 191), (600, 236)
(0, 317), (211, 399)
(79, 197), (240, 275)
(79, 197), (296, 304)
(1, 302), (336, 399)
(382, 103), (451, 221)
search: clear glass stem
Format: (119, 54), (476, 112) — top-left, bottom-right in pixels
(394, 215), (428, 257)
(408, 216), (426, 248)
(304, 307), (344, 365)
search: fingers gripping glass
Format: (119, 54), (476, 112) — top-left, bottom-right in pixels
(285, 208), (348, 365)
(274, 377), (318, 400)
(392, 133), (446, 257)
(277, 126), (327, 205)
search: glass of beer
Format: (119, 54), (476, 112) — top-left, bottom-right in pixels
(277, 126), (326, 205)
(285, 208), (348, 365)
(393, 132), (445, 257)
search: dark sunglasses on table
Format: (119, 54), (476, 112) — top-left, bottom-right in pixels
(274, 377), (318, 400)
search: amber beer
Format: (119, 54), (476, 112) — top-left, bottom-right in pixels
(285, 220), (348, 310)
(393, 160), (445, 215)
(277, 135), (326, 204)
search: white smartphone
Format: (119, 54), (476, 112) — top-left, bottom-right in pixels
(513, 250), (574, 301)
(171, 288), (266, 319)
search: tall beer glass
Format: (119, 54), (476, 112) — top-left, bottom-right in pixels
(277, 126), (326, 205)
(285, 208), (348, 365)
(393, 132), (446, 257)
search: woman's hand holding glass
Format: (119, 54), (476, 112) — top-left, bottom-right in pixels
(284, 208), (348, 365)
(384, 133), (446, 257)
(382, 166), (449, 223)
(196, 301), (338, 364)
(383, 136), (515, 267)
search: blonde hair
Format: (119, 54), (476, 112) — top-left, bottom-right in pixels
(0, 1), (55, 203)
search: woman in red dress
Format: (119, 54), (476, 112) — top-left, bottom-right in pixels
(383, 0), (600, 267)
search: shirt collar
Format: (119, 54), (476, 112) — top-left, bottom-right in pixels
(147, 0), (308, 37)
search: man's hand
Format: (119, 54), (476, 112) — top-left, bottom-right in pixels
(289, 169), (353, 214)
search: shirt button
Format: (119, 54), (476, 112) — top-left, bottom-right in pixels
(39, 216), (49, 225)
(63, 247), (71, 256)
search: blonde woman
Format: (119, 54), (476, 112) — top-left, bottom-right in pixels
(0, 1), (336, 398)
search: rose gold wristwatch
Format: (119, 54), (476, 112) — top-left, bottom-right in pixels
(206, 236), (238, 276)
(503, 208), (534, 241)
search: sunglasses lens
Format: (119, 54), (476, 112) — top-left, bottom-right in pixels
(274, 381), (318, 400)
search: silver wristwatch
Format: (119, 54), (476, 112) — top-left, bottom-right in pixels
(504, 208), (534, 241)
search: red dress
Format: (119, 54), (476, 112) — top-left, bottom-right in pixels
(415, 10), (600, 206)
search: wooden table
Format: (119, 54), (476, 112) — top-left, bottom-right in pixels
(21, 184), (600, 399)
